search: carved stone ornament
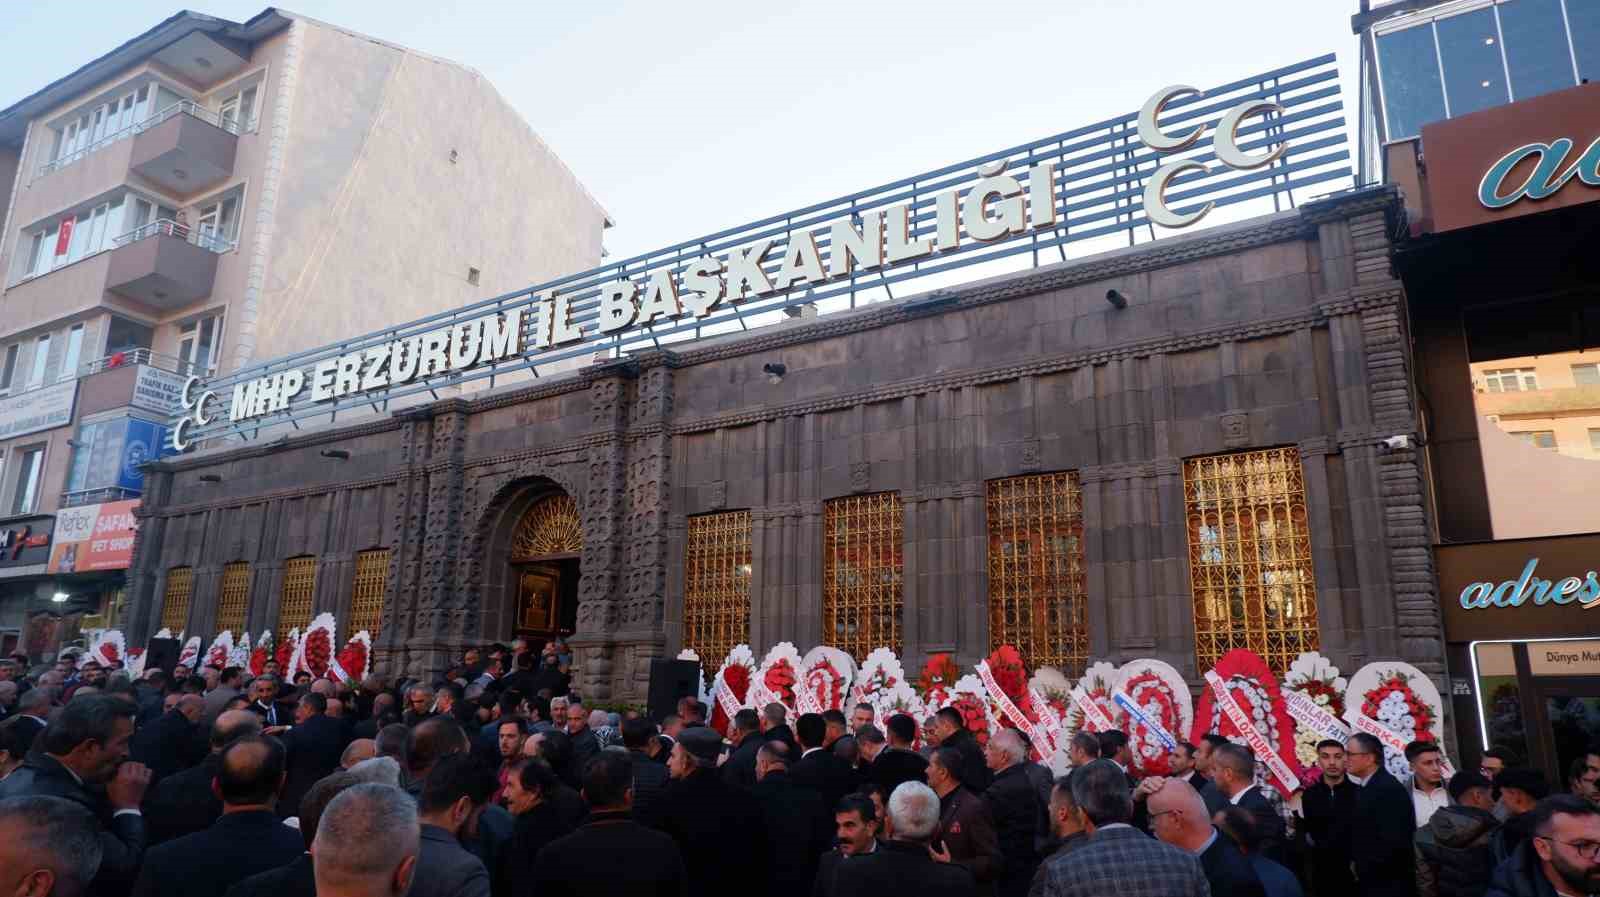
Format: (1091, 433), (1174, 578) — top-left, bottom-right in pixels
(1219, 411), (1250, 447)
(1020, 439), (1041, 471)
(850, 462), (870, 493)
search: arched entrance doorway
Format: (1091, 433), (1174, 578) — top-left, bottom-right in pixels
(507, 493), (582, 652)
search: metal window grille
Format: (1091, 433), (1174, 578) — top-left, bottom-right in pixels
(349, 549), (390, 637)
(160, 567), (193, 633)
(1183, 447), (1321, 672)
(823, 492), (904, 661)
(217, 562), (250, 634)
(510, 494), (583, 559)
(986, 472), (1089, 675)
(682, 511), (752, 666)
(277, 556), (318, 634)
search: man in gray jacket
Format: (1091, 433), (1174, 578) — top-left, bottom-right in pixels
(407, 753), (494, 897)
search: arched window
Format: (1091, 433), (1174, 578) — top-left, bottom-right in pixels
(986, 471), (1089, 675)
(349, 548), (390, 637)
(1184, 447), (1321, 672)
(823, 492), (904, 660)
(277, 556), (318, 634)
(160, 566), (193, 633)
(682, 511), (751, 666)
(216, 562), (250, 634)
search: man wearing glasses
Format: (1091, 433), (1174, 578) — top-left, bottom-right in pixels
(1484, 795), (1600, 897)
(1347, 731), (1416, 897)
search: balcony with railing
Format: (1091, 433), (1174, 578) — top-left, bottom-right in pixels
(104, 219), (229, 310)
(38, 100), (240, 190)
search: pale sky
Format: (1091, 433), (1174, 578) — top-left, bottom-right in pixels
(0, 0), (1362, 262)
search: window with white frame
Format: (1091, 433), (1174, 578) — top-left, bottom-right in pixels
(24, 334), (49, 390)
(195, 193), (242, 246)
(1482, 367), (1539, 392)
(1572, 362), (1600, 388)
(0, 346), (16, 395)
(9, 446), (45, 515)
(1512, 430), (1558, 449)
(58, 325), (84, 382)
(178, 315), (222, 376)
(217, 84), (259, 132)
(46, 85), (153, 171)
(15, 192), (178, 284)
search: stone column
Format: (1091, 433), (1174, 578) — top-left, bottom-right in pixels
(376, 418), (428, 676)
(569, 369), (627, 702)
(412, 402), (469, 679)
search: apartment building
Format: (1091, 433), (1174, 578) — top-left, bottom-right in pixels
(0, 9), (610, 656)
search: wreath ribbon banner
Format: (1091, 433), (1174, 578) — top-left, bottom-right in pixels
(1070, 686), (1116, 733)
(1204, 670), (1298, 794)
(796, 672), (826, 715)
(1112, 691), (1177, 751)
(1029, 687), (1064, 750)
(716, 680), (745, 723)
(976, 661), (1044, 749)
(1285, 691), (1350, 743)
(327, 657), (352, 685)
(1350, 712), (1456, 778)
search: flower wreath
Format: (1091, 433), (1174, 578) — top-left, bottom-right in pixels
(204, 631), (234, 671)
(230, 631), (253, 671)
(274, 628), (299, 672)
(294, 613), (337, 678)
(756, 642), (804, 717)
(1065, 662), (1119, 737)
(710, 644), (757, 736)
(1362, 670), (1436, 778)
(1114, 658), (1192, 777)
(334, 631), (373, 682)
(249, 631), (273, 677)
(1283, 651), (1348, 787)
(853, 647), (906, 709)
(1190, 649), (1297, 789)
(917, 653), (962, 710)
(950, 674), (992, 746)
(801, 646), (857, 712)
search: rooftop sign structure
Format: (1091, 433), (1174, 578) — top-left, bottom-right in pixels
(174, 54), (1350, 448)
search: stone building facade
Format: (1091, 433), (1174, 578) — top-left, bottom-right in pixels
(126, 185), (1446, 706)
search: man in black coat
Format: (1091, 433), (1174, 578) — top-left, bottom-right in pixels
(754, 741), (834, 897)
(130, 694), (205, 785)
(143, 709), (262, 844)
(223, 770), (359, 897)
(271, 691), (346, 819)
(5, 687), (50, 751)
(1211, 743), (1288, 864)
(793, 713), (858, 814)
(932, 707), (991, 792)
(622, 717), (669, 828)
(760, 702), (799, 756)
(814, 794), (883, 897)
(869, 713), (929, 793)
(831, 780), (976, 897)
(533, 750), (687, 897)
(131, 736), (303, 897)
(0, 694), (151, 897)
(657, 726), (767, 892)
(980, 730), (1043, 897)
(1301, 738), (1359, 895)
(1148, 777), (1266, 897)
(1347, 731), (1418, 897)
(245, 675), (294, 727)
(721, 708), (766, 790)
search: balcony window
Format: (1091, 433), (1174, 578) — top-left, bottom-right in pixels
(218, 85), (258, 132)
(1499, 0), (1578, 100)
(10, 446), (44, 515)
(178, 315), (222, 377)
(196, 194), (241, 246)
(1437, 7), (1510, 117)
(0, 346), (16, 395)
(25, 334), (49, 391)
(1572, 363), (1600, 387)
(58, 325), (83, 382)
(1482, 367), (1539, 392)
(1513, 429), (1558, 449)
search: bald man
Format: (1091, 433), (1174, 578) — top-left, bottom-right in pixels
(1147, 778), (1265, 897)
(342, 739), (378, 770)
(131, 692), (207, 784)
(313, 783), (420, 897)
(144, 709), (262, 844)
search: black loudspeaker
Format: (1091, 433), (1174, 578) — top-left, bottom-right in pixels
(647, 659), (702, 722)
(143, 637), (179, 678)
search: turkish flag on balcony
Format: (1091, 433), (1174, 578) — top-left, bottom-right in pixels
(55, 216), (75, 256)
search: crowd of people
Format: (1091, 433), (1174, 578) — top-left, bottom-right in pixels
(0, 642), (1595, 897)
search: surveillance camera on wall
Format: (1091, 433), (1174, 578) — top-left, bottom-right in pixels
(1381, 434), (1413, 451)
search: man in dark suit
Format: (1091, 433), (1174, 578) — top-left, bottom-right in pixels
(1169, 741), (1210, 793)
(656, 726), (767, 891)
(223, 770), (358, 897)
(408, 754), (493, 897)
(1148, 778), (1266, 897)
(144, 709), (262, 844)
(1346, 731), (1418, 897)
(130, 693), (205, 785)
(245, 675), (294, 727)
(272, 691), (347, 819)
(1194, 733), (1232, 816)
(1300, 738), (1358, 895)
(981, 730), (1043, 897)
(831, 780), (976, 897)
(814, 794), (882, 897)
(533, 749), (687, 897)
(721, 708), (766, 790)
(1030, 761), (1209, 897)
(932, 707), (991, 792)
(760, 702), (799, 757)
(794, 713), (857, 814)
(0, 694), (151, 897)
(753, 741), (833, 897)
(1211, 742), (1288, 864)
(131, 736), (303, 897)
(868, 714), (930, 793)
(927, 746), (1001, 895)
(6, 687), (51, 751)
(622, 717), (669, 828)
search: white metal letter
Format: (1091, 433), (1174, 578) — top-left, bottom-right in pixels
(638, 269), (684, 324)
(597, 280), (638, 334)
(1143, 160), (1213, 228)
(884, 204), (933, 263)
(827, 212), (883, 277)
(681, 257), (724, 318)
(1213, 100), (1287, 170)
(772, 231), (826, 291)
(1138, 85), (1205, 153)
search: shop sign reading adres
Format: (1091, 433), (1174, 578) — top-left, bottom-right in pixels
(173, 83), (1295, 450)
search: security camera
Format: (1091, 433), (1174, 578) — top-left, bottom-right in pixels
(1381, 434), (1412, 451)
(762, 362), (787, 384)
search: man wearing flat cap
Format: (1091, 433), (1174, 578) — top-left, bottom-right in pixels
(657, 725), (769, 889)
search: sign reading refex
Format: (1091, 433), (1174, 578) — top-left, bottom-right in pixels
(175, 55), (1349, 447)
